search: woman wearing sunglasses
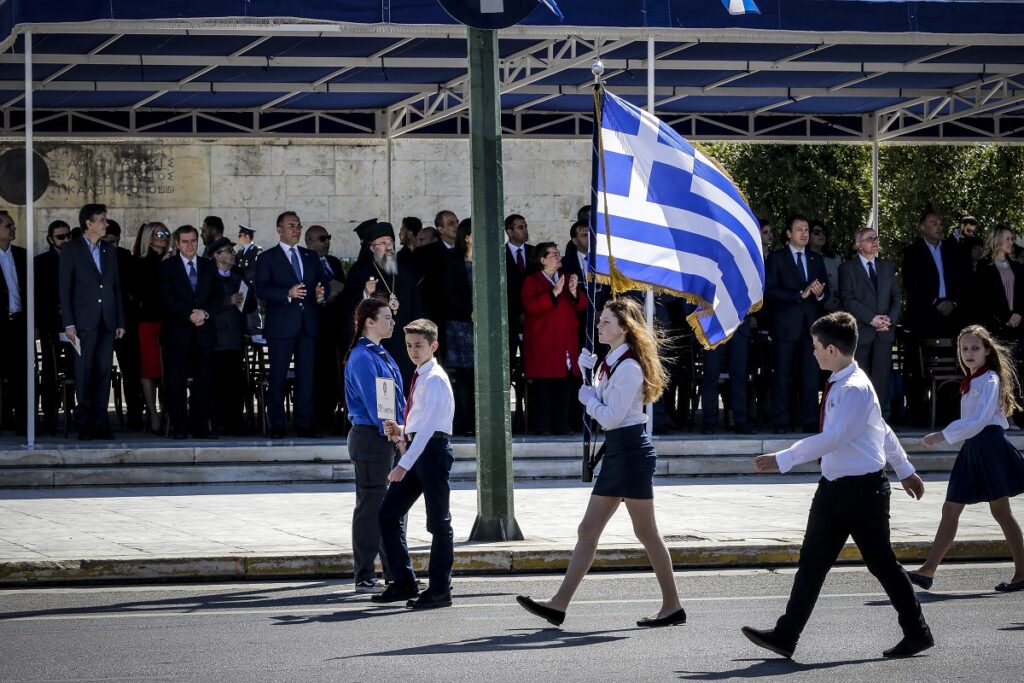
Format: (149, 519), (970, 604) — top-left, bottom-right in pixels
(134, 222), (171, 433)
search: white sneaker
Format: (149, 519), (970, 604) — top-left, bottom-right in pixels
(354, 578), (384, 594)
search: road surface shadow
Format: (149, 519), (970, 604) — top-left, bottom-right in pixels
(677, 656), (890, 679)
(998, 622), (1024, 631)
(863, 591), (994, 607)
(338, 626), (639, 658)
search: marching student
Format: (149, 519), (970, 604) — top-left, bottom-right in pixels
(743, 312), (933, 660)
(516, 297), (685, 628)
(908, 325), (1024, 593)
(372, 318), (456, 609)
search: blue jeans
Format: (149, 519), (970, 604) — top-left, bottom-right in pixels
(378, 436), (455, 593)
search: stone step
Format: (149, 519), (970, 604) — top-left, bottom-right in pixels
(0, 432), (983, 487)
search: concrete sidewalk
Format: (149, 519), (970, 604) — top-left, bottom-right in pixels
(0, 475), (1018, 585)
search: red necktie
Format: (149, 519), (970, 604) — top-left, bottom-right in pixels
(516, 247), (525, 274)
(818, 381), (835, 432)
(403, 371), (419, 423)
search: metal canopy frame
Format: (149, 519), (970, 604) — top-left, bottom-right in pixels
(0, 19), (1022, 142)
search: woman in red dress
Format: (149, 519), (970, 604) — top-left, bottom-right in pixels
(521, 241), (588, 434)
(133, 222), (170, 432)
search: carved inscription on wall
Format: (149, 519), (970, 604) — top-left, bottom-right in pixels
(16, 143), (210, 208)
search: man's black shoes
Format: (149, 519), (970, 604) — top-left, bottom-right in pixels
(370, 581), (419, 603)
(883, 630), (934, 659)
(407, 591), (452, 610)
(741, 626), (795, 659)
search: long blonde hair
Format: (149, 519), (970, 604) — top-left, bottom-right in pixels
(958, 324), (1023, 416)
(603, 297), (668, 404)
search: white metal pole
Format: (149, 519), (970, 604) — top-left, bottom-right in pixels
(386, 135), (393, 224)
(871, 137), (879, 232)
(644, 35), (655, 436)
(24, 30), (35, 448)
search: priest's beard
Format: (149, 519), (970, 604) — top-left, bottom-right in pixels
(374, 251), (398, 275)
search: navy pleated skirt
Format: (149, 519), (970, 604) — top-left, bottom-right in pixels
(946, 425), (1024, 504)
(592, 424), (657, 500)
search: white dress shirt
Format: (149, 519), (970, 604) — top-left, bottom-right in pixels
(942, 370), (1008, 445)
(858, 253), (876, 276)
(788, 243), (809, 281)
(507, 242), (526, 265)
(278, 241), (303, 279)
(179, 252), (198, 273)
(775, 362), (916, 481)
(584, 344), (647, 430)
(925, 240), (947, 299)
(0, 245), (21, 314)
(397, 358), (455, 470)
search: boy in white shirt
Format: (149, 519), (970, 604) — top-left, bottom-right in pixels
(743, 311), (933, 660)
(371, 319), (456, 610)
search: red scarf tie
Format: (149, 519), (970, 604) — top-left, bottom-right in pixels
(818, 381), (835, 432)
(960, 365), (990, 395)
(403, 371), (419, 422)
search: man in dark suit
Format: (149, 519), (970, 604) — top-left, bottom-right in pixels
(35, 219), (72, 434)
(0, 210), (28, 435)
(901, 208), (962, 339)
(839, 227), (901, 420)
(256, 211), (328, 438)
(304, 224), (345, 433)
(103, 219), (144, 431)
(158, 225), (220, 439)
(504, 213), (534, 372)
(59, 204), (125, 440)
(413, 210), (459, 342)
(396, 216), (422, 273)
(200, 215), (225, 260)
(764, 214), (829, 433)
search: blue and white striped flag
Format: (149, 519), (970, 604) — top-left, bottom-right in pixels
(538, 0), (565, 21)
(592, 88), (764, 348)
(722, 0), (760, 15)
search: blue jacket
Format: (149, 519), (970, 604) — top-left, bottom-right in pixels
(344, 338), (406, 435)
(255, 243), (329, 339)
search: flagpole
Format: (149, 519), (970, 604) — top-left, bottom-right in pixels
(643, 35), (656, 438)
(582, 60), (604, 482)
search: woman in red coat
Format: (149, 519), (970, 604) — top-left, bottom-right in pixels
(521, 241), (589, 434)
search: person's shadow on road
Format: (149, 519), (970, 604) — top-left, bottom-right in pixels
(863, 591), (994, 607)
(677, 656), (887, 679)
(336, 627), (638, 658)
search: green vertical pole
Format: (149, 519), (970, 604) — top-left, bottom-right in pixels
(467, 27), (522, 542)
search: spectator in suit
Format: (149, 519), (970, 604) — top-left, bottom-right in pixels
(414, 210), (459, 339)
(699, 316), (754, 435)
(439, 218), (475, 435)
(415, 226), (439, 249)
(764, 214), (829, 433)
(976, 224), (1024, 423)
(255, 211), (328, 439)
(305, 224), (346, 433)
(102, 219), (144, 431)
(808, 220), (841, 313)
(200, 215), (225, 259)
(35, 219), (72, 435)
(208, 236), (254, 436)
(521, 241), (588, 435)
(159, 225), (220, 439)
(397, 216), (422, 272)
(901, 208), (962, 339)
(340, 221), (422, 386)
(839, 227), (901, 419)
(59, 204), (125, 440)
(759, 218), (773, 254)
(0, 210), (27, 435)
(505, 214), (534, 380)
(134, 222), (170, 432)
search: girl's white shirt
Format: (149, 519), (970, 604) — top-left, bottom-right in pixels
(585, 344), (647, 430)
(942, 370), (1009, 445)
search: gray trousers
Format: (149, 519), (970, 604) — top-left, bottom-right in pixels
(855, 334), (893, 419)
(349, 425), (399, 582)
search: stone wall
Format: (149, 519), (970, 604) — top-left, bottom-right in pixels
(0, 138), (591, 258)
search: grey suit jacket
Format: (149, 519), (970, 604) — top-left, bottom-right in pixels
(838, 256), (901, 344)
(59, 235), (125, 332)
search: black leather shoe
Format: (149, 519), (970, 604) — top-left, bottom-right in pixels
(741, 626), (795, 659)
(907, 571), (933, 590)
(773, 427), (787, 434)
(370, 582), (419, 603)
(267, 428), (286, 440)
(171, 432), (188, 440)
(637, 607), (686, 627)
(734, 424), (756, 435)
(295, 427), (321, 439)
(516, 595), (565, 626)
(77, 431), (92, 441)
(883, 630), (934, 658)
(407, 591), (452, 610)
(92, 429), (115, 441)
(701, 426), (716, 435)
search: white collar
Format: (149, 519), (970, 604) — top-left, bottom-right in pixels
(507, 242), (524, 253)
(415, 358), (437, 377)
(787, 243), (805, 256)
(605, 343), (630, 366)
(278, 241), (299, 253)
(858, 253), (876, 267)
(179, 253), (197, 267)
(828, 361), (857, 384)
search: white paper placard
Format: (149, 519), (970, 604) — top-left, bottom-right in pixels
(236, 281), (249, 312)
(375, 377), (396, 421)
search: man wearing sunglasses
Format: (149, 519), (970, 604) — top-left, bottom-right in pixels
(0, 210), (28, 435)
(35, 219), (73, 434)
(305, 225), (345, 433)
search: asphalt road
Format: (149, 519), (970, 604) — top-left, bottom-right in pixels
(1, 563), (1022, 682)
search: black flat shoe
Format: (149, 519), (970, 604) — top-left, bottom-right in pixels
(637, 607), (686, 627)
(883, 630), (934, 658)
(741, 626), (795, 659)
(994, 579), (1024, 592)
(516, 595), (565, 626)
(907, 571), (933, 590)
(370, 582), (419, 603)
(408, 591), (452, 610)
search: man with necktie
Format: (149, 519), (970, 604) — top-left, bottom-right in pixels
(159, 225), (221, 439)
(504, 213), (534, 416)
(764, 214), (829, 433)
(305, 224), (345, 433)
(60, 205), (126, 440)
(839, 227), (901, 419)
(256, 211), (328, 438)
(0, 210), (28, 435)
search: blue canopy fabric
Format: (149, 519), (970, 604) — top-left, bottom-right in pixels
(0, 1), (1022, 140)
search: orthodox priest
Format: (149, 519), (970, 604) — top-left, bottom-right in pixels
(340, 220), (423, 384)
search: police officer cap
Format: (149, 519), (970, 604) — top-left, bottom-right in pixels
(238, 224), (255, 237)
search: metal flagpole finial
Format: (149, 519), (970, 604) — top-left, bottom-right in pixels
(591, 61), (605, 80)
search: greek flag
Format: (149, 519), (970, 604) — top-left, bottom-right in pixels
(722, 0), (760, 15)
(538, 0), (565, 21)
(592, 88), (765, 348)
